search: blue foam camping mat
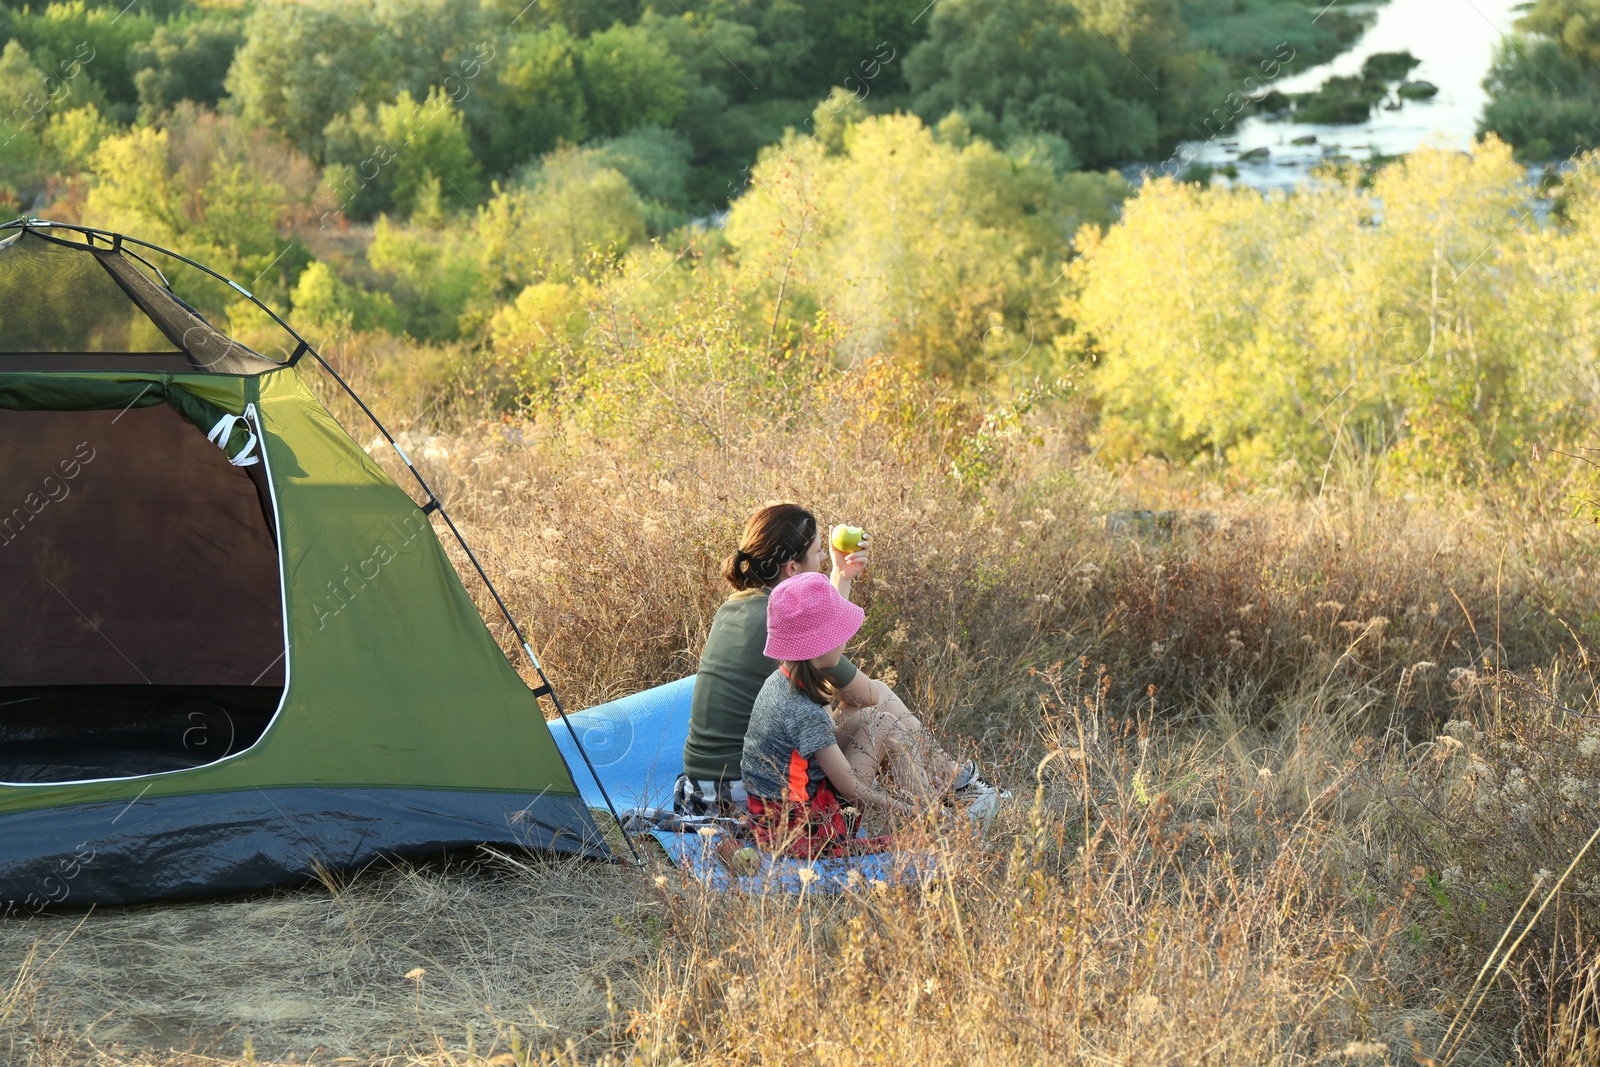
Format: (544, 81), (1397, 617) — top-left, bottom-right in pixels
(548, 676), (696, 813)
(651, 827), (936, 894)
(547, 677), (935, 893)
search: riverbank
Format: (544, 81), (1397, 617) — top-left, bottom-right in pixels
(1182, 0), (1386, 75)
(1171, 0), (1521, 189)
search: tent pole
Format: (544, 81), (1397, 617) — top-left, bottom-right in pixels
(300, 348), (646, 868)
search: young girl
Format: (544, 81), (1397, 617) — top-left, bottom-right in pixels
(741, 571), (909, 856)
(675, 501), (1000, 816)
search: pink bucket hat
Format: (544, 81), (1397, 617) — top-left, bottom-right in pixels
(764, 570), (865, 662)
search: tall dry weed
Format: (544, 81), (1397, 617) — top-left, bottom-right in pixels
(298, 347), (1600, 1063)
(13, 339), (1600, 1064)
(341, 384), (1600, 749)
(627, 666), (1417, 1064)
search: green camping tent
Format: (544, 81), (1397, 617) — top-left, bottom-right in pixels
(0, 219), (610, 911)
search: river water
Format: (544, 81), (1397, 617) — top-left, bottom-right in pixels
(1171, 0), (1524, 190)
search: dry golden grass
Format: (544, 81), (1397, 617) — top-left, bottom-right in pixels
(635, 689), (1400, 1064)
(10, 352), (1600, 1064)
(620, 662), (1600, 1065)
(0, 852), (653, 1065)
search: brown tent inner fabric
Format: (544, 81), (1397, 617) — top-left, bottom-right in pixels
(0, 406), (285, 688)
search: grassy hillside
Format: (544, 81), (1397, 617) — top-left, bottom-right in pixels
(5, 371), (1600, 1063)
(14, 2), (1600, 1063)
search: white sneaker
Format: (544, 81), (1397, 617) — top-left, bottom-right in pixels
(963, 789), (1000, 831)
(953, 761), (1012, 800)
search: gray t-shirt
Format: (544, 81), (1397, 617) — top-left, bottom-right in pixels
(682, 590), (859, 782)
(740, 669), (837, 802)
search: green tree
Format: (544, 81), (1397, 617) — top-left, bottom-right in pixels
(575, 22), (690, 138)
(635, 9), (765, 103)
(904, 0), (1220, 168)
(487, 279), (589, 392)
(1481, 34), (1600, 157)
(1067, 137), (1577, 479)
(1521, 0), (1600, 62)
(323, 87), (482, 220)
(225, 2), (384, 158)
(42, 101), (114, 170)
(651, 0), (924, 101)
(365, 216), (486, 341)
(129, 18), (243, 122)
(11, 0), (158, 116)
(542, 123), (693, 230)
(476, 147), (649, 291)
(482, 23), (588, 172)
(564, 245), (827, 446)
(633, 9), (789, 207)
(0, 41), (55, 200)
(225, 0), (495, 160)
(1480, 0), (1600, 157)
(290, 259), (399, 335)
(89, 123), (283, 295)
(811, 85), (870, 155)
(796, 0), (930, 97)
(347, 141), (653, 344)
(727, 109), (1128, 381)
(0, 38), (110, 201)
(83, 107), (319, 318)
(511, 0), (641, 36)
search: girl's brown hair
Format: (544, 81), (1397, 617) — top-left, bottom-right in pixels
(785, 659), (836, 706)
(722, 502), (818, 591)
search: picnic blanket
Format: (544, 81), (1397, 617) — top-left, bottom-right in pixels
(547, 677), (935, 893)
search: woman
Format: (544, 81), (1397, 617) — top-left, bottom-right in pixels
(674, 502), (999, 816)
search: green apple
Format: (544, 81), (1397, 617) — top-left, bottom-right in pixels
(831, 525), (867, 554)
(731, 846), (760, 875)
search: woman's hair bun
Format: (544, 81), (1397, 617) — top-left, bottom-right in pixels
(721, 502), (818, 590)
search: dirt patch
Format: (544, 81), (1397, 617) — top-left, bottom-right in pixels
(1, 850), (654, 1064)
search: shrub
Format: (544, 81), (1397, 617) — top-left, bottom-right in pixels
(83, 105), (319, 316)
(128, 17), (242, 122)
(483, 23), (588, 171)
(575, 22), (690, 138)
(290, 260), (399, 337)
(364, 216), (487, 341)
(726, 111), (1127, 382)
(322, 87), (482, 222)
(1068, 138), (1600, 481)
(225, 0), (494, 161)
(486, 150), (650, 283)
(40, 102), (112, 171)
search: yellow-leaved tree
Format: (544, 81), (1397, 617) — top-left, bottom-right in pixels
(726, 103), (1127, 384)
(83, 105), (319, 343)
(1067, 135), (1600, 481)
